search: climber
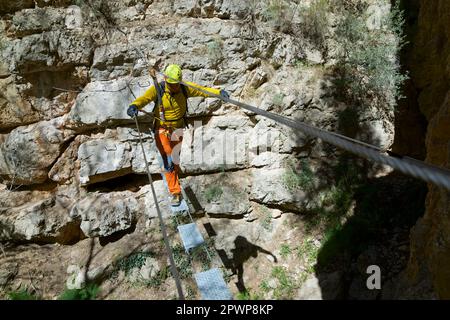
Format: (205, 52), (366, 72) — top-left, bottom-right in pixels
(127, 64), (230, 206)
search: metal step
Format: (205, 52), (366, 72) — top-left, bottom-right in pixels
(195, 268), (233, 300)
(170, 198), (189, 214)
(178, 223), (205, 253)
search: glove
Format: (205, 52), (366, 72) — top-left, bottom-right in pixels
(163, 155), (175, 173)
(220, 90), (230, 100)
(127, 104), (138, 118)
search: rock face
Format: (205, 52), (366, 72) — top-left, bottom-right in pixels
(392, 0), (450, 299)
(0, 185), (82, 244)
(180, 114), (252, 174)
(67, 77), (153, 130)
(77, 127), (160, 185)
(0, 116), (75, 185)
(70, 191), (139, 238)
(183, 171), (252, 216)
(78, 139), (133, 185)
(250, 168), (306, 211)
(297, 272), (343, 300)
(0, 0), (410, 300)
(48, 135), (87, 184)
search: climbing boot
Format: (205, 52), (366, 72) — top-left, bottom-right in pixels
(170, 193), (182, 206)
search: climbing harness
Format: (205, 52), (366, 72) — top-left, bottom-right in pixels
(149, 69), (166, 122)
(159, 81), (190, 124)
(159, 71), (450, 192)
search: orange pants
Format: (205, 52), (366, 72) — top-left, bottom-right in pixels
(155, 126), (183, 195)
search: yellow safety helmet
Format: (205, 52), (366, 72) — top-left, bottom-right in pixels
(164, 64), (182, 84)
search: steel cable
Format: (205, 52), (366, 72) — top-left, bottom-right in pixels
(154, 71), (450, 191)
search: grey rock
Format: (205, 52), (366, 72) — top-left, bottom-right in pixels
(250, 152), (288, 169)
(217, 0), (252, 20)
(66, 264), (105, 290)
(90, 42), (138, 81)
(271, 209), (282, 219)
(183, 171), (252, 216)
(173, 0), (200, 17)
(249, 118), (304, 155)
(10, 30), (93, 74)
(212, 218), (264, 259)
(244, 212), (258, 222)
(77, 128), (161, 185)
(0, 66), (88, 130)
(141, 182), (174, 219)
(70, 192), (139, 238)
(10, 8), (65, 37)
(0, 189), (80, 243)
(0, 263), (18, 287)
(297, 276), (322, 300)
(248, 69), (268, 89)
(78, 139), (133, 186)
(180, 115), (251, 174)
(0, 116), (75, 185)
(139, 257), (161, 280)
(49, 135), (88, 184)
(0, 76), (37, 130)
(359, 120), (394, 150)
(67, 77), (153, 129)
(186, 97), (222, 117)
(270, 37), (303, 67)
(65, 5), (83, 30)
(250, 168), (306, 211)
(297, 272), (343, 300)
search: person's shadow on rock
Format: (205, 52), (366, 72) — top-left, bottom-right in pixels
(230, 236), (277, 293)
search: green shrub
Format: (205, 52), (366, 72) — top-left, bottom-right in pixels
(115, 251), (153, 276)
(259, 280), (271, 293)
(282, 160), (315, 192)
(206, 38), (223, 65)
(296, 238), (319, 269)
(8, 289), (38, 300)
(300, 0), (330, 49)
(191, 245), (213, 272)
(333, 0), (407, 112)
(272, 93), (285, 107)
(280, 244), (292, 259)
(293, 58), (314, 68)
(271, 266), (296, 299)
(59, 283), (99, 300)
(142, 267), (170, 288)
(262, 0), (292, 32)
(172, 244), (193, 279)
(204, 185), (223, 203)
(236, 290), (262, 300)
(260, 208), (273, 231)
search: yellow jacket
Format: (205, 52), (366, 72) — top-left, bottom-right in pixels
(131, 81), (221, 128)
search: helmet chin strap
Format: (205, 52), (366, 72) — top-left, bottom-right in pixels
(166, 81), (182, 94)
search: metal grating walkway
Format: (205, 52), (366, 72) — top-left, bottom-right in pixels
(195, 268), (233, 300)
(178, 223), (205, 253)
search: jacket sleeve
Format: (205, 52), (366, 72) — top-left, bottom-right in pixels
(185, 81), (221, 98)
(130, 86), (157, 109)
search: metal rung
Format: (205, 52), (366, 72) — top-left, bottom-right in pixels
(178, 223), (205, 253)
(195, 268), (233, 300)
(170, 198), (189, 214)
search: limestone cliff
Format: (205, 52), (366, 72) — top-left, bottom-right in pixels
(0, 0), (433, 300)
(395, 0), (450, 299)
